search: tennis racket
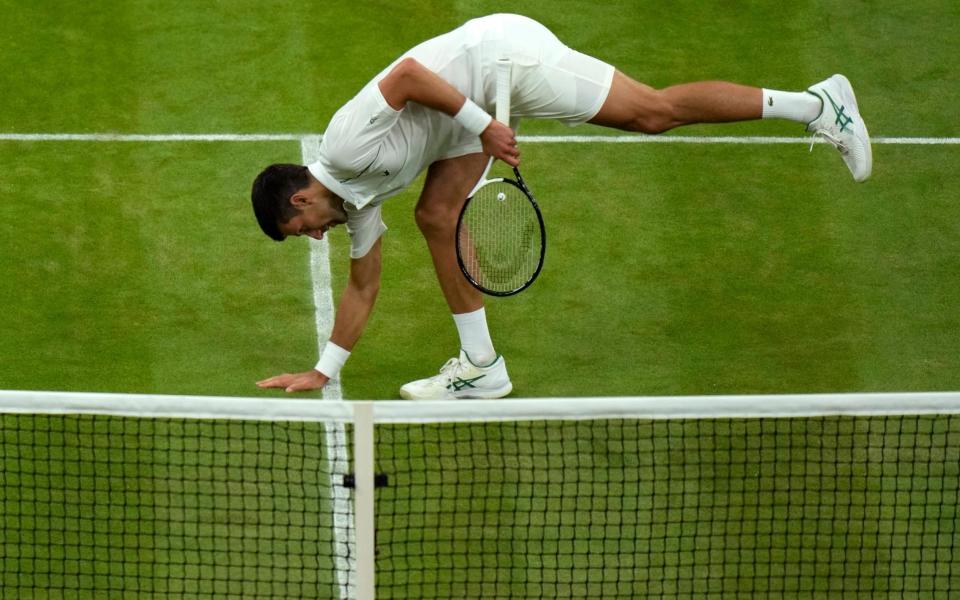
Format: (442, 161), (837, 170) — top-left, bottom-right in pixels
(456, 58), (546, 297)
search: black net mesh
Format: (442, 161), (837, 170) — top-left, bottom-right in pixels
(0, 414), (350, 599)
(4, 409), (959, 599)
(375, 416), (960, 599)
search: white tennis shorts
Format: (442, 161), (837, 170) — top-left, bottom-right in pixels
(494, 15), (616, 126)
(436, 15), (616, 160)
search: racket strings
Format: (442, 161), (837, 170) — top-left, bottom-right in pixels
(460, 181), (542, 292)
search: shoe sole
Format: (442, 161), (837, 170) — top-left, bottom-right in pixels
(399, 381), (513, 400)
(817, 74), (872, 182)
(833, 74), (872, 182)
(451, 381), (513, 400)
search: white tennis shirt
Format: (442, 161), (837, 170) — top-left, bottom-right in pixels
(308, 14), (613, 258)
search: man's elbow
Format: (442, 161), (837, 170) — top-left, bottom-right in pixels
(380, 57), (422, 110)
(391, 57), (421, 80)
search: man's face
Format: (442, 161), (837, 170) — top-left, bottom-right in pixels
(277, 191), (348, 241)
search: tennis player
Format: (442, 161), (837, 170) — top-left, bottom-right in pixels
(252, 13), (871, 399)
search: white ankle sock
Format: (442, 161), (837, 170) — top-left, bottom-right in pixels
(761, 88), (822, 123)
(452, 307), (496, 366)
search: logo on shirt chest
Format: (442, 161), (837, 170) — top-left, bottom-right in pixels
(338, 150), (395, 183)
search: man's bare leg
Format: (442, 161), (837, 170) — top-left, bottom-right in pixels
(589, 70), (765, 133)
(414, 153), (490, 314)
(399, 151), (513, 399)
(414, 152), (504, 366)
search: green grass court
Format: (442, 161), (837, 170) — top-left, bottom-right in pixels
(1, 1), (960, 598)
(2, 1), (959, 400)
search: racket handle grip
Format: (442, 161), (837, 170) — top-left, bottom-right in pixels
(496, 58), (512, 125)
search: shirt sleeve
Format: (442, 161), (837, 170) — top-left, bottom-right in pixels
(344, 202), (388, 259)
(320, 82), (402, 179)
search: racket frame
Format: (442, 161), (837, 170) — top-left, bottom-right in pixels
(456, 167), (546, 296)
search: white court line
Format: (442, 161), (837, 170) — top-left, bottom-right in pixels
(1, 132), (959, 144)
(300, 135), (355, 600)
(520, 135), (960, 145)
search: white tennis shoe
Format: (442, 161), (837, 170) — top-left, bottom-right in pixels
(399, 350), (513, 400)
(805, 74), (872, 182)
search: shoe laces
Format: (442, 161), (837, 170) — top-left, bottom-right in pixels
(809, 129), (848, 155)
(436, 356), (468, 384)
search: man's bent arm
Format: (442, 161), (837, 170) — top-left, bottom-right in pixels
(378, 57), (520, 166)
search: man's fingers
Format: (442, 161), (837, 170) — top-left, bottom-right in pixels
(285, 377), (310, 393)
(257, 376), (285, 388)
(284, 380), (318, 393)
(257, 373), (296, 388)
(284, 371), (328, 393)
(501, 149), (520, 167)
(501, 137), (520, 166)
(260, 370), (327, 392)
(481, 121), (520, 166)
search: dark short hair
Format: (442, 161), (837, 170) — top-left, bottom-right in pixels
(250, 164), (311, 241)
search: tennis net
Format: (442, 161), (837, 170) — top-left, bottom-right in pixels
(2, 391), (959, 598)
(0, 392), (356, 599)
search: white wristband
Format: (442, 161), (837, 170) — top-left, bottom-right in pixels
(314, 341), (351, 379)
(453, 99), (493, 136)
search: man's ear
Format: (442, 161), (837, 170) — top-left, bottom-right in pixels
(289, 190), (313, 209)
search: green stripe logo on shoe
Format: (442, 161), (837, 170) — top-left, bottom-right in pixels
(822, 89), (853, 133)
(449, 374), (486, 392)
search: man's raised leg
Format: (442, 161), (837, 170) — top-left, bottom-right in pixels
(588, 70), (870, 180)
(588, 71), (767, 132)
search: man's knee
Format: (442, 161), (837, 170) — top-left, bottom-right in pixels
(625, 91), (676, 134)
(416, 155), (487, 238)
(591, 74), (677, 134)
(415, 201), (457, 236)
